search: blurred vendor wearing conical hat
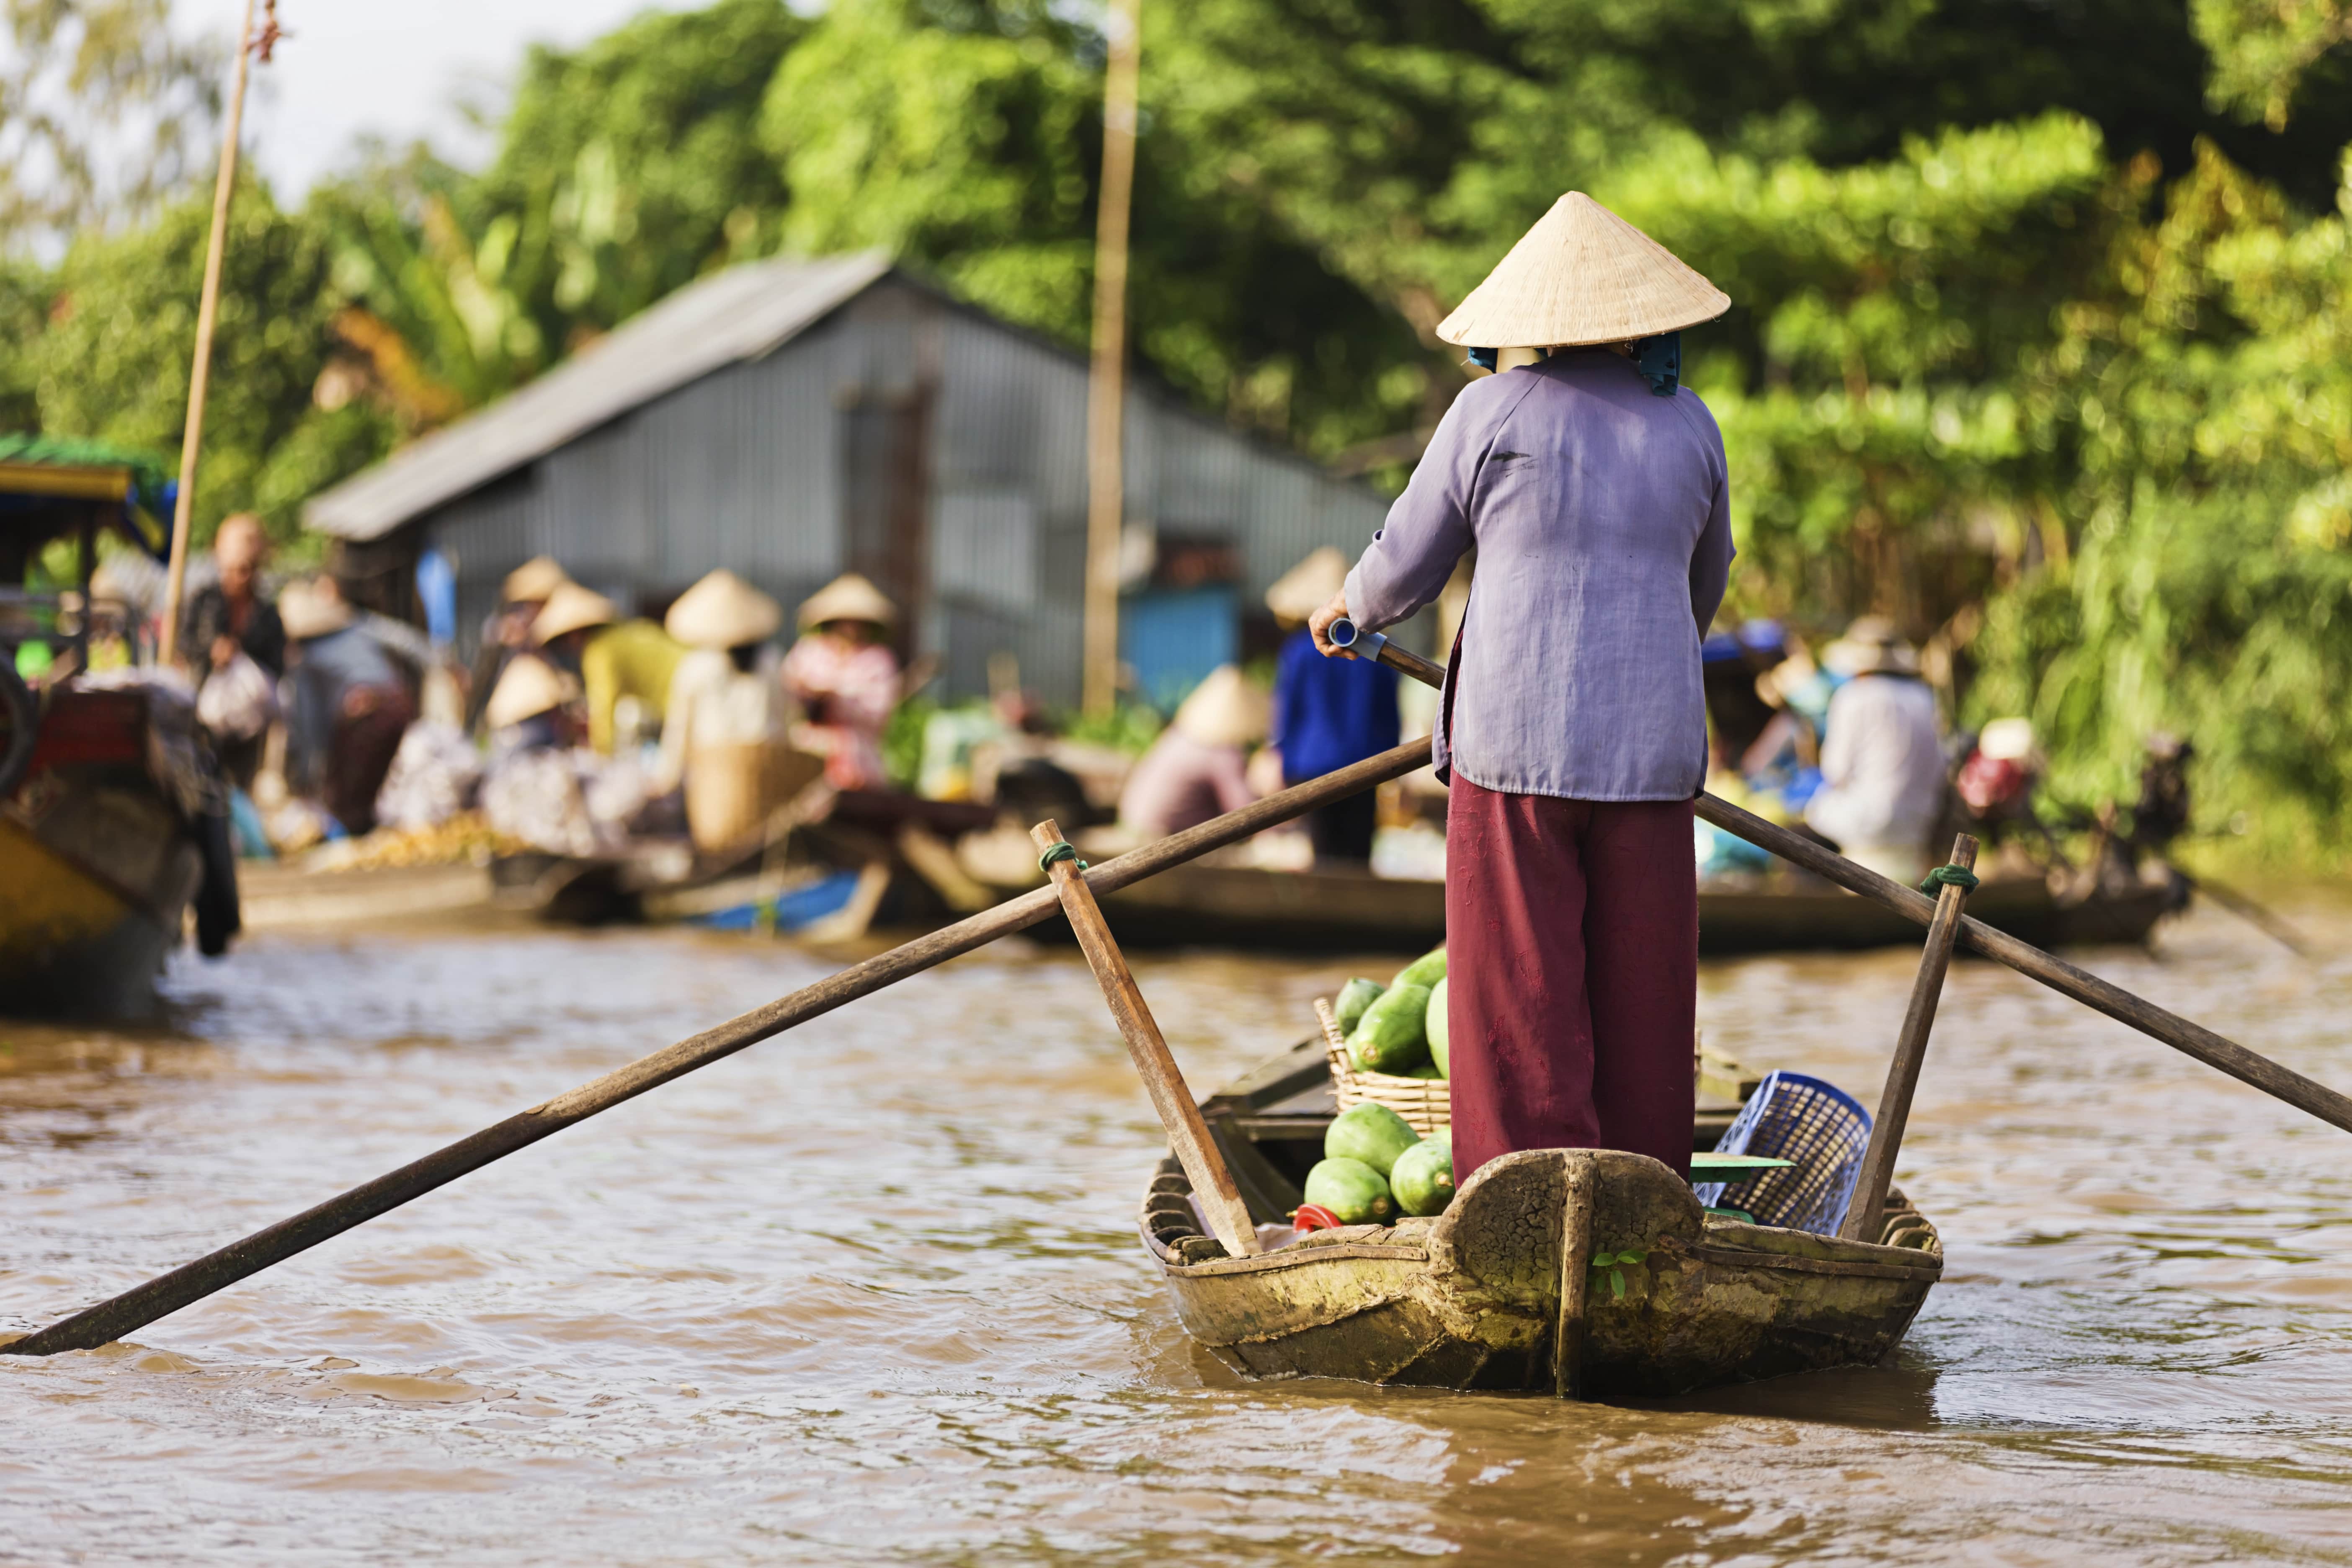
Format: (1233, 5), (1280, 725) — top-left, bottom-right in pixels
(782, 572), (902, 792)
(655, 569), (788, 799)
(468, 554), (573, 731)
(1266, 547), (1399, 862)
(478, 654), (617, 856)
(1118, 665), (1269, 839)
(482, 651), (574, 735)
(279, 575), (415, 836)
(532, 582), (683, 756)
(1803, 616), (1944, 881)
(1304, 191), (1735, 1184)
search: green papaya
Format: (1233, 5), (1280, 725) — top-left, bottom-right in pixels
(1390, 945), (1447, 991)
(1303, 1157), (1395, 1225)
(1426, 975), (1449, 1078)
(1346, 982), (1431, 1075)
(1333, 977), (1385, 1036)
(1324, 1101), (1420, 1175)
(1390, 1137), (1456, 1217)
(1404, 1061), (1444, 1080)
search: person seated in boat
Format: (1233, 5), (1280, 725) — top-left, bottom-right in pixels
(1801, 617), (1946, 883)
(1117, 665), (1267, 839)
(658, 570), (810, 850)
(468, 555), (570, 732)
(531, 583), (683, 756)
(1306, 192), (1736, 1184)
(281, 576), (414, 838)
(479, 654), (614, 858)
(781, 573), (902, 792)
(1266, 547), (1399, 863)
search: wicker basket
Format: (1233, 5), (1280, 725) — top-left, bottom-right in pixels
(1315, 997), (1450, 1137)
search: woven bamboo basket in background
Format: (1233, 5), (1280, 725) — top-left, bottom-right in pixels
(1315, 997), (1449, 1137)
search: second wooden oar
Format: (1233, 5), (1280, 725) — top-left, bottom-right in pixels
(1328, 615), (2352, 1139)
(1032, 818), (1260, 1256)
(1839, 834), (1977, 1240)
(2, 737), (1436, 1357)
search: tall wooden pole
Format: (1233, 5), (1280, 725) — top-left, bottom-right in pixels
(1838, 834), (1977, 1241)
(157, 0), (260, 667)
(1081, 0), (1141, 719)
(1032, 818), (1260, 1256)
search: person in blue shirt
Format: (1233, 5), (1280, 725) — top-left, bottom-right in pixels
(1267, 548), (1400, 862)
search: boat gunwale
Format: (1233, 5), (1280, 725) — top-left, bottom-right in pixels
(1670, 1235), (1942, 1282)
(1137, 1220), (1429, 1277)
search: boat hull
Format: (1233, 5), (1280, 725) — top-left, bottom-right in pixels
(988, 860), (2171, 955)
(1144, 1148), (1940, 1396)
(0, 813), (190, 1019)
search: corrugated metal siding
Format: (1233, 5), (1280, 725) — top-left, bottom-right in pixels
(414, 276), (1396, 708)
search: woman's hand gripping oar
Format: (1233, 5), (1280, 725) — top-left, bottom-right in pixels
(2, 740), (1442, 1356)
(1032, 820), (1259, 1257)
(1328, 615), (2352, 1139)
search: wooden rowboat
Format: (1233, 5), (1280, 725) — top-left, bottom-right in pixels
(1153, 1042), (1942, 1395)
(1143, 1148), (1941, 1396)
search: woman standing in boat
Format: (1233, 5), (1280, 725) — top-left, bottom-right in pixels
(1310, 193), (1735, 1181)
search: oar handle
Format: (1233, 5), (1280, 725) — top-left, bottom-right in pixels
(1327, 616), (1448, 688)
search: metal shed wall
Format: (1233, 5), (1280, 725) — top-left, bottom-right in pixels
(414, 277), (1396, 709)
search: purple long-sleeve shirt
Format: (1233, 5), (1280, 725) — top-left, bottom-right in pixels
(1344, 348), (1735, 800)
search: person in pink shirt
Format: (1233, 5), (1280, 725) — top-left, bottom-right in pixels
(783, 574), (903, 791)
(1117, 665), (1266, 837)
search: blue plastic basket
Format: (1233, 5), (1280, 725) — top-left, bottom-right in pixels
(1692, 1070), (1872, 1234)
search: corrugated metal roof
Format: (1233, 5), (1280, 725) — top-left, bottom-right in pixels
(305, 250), (894, 541)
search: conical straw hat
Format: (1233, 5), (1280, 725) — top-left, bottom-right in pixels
(501, 555), (571, 604)
(1265, 547), (1349, 624)
(278, 577), (356, 640)
(1822, 615), (1921, 676)
(483, 654), (575, 730)
(531, 582), (620, 644)
(1171, 665), (1270, 748)
(797, 571), (899, 632)
(665, 568), (782, 649)
(1436, 193), (1731, 349)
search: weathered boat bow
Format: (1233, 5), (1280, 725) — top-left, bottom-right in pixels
(1143, 1146), (1941, 1396)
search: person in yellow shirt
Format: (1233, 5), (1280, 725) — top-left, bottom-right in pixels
(531, 583), (685, 755)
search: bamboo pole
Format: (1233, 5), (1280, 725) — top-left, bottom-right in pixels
(1, 735), (1433, 1357)
(1081, 0), (1142, 720)
(1839, 834), (1977, 1240)
(1334, 616), (2352, 1138)
(1032, 819), (1259, 1256)
(158, 0), (260, 666)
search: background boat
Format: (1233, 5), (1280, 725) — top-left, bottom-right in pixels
(969, 858), (2174, 956)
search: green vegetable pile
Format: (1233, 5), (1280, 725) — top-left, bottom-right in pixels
(1303, 1103), (1456, 1223)
(1336, 946), (1449, 1080)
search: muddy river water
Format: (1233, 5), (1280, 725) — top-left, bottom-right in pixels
(6, 892), (2352, 1564)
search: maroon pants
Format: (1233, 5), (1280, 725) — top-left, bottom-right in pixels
(325, 686), (414, 837)
(1444, 774), (1697, 1181)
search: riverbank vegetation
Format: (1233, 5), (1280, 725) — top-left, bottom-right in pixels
(0, 0), (2346, 856)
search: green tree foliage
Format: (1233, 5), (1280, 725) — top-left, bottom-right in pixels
(3, 0), (2349, 853)
(762, 0), (1427, 454)
(1969, 146), (2352, 854)
(29, 182), (394, 542)
(0, 0), (222, 253)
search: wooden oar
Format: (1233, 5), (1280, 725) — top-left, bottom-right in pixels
(1326, 616), (2352, 1138)
(1838, 834), (1978, 1241)
(3, 739), (1436, 1357)
(1032, 820), (1259, 1257)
